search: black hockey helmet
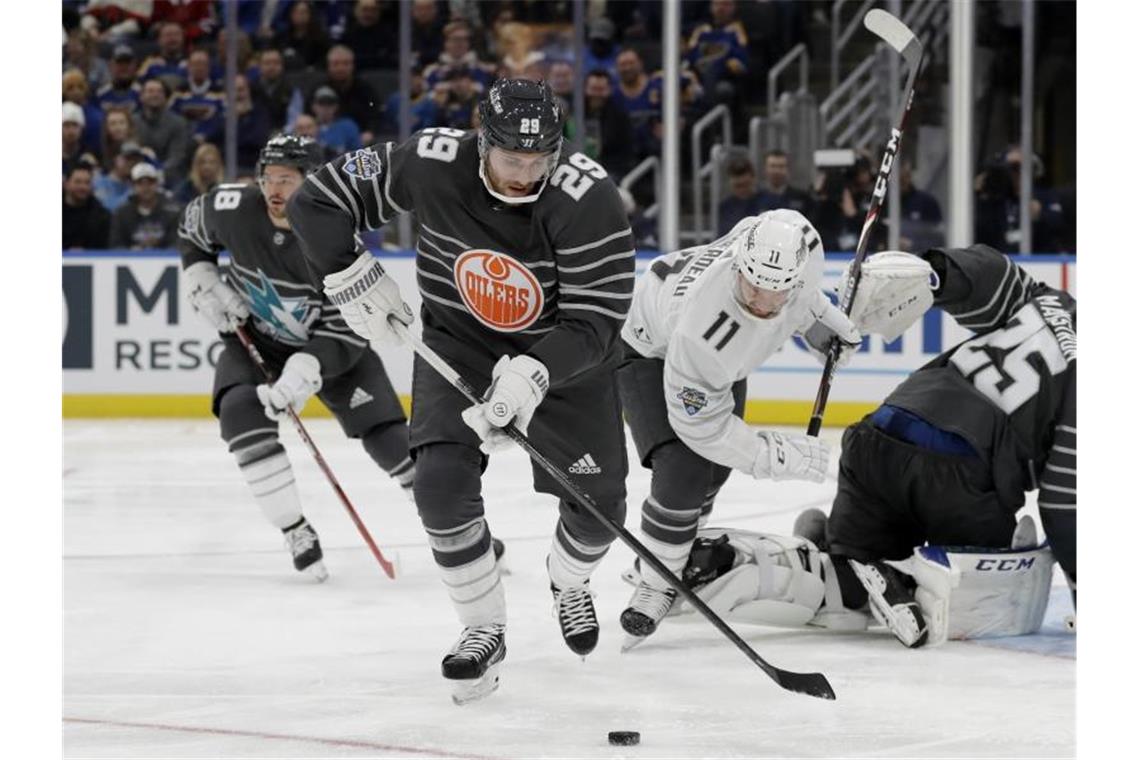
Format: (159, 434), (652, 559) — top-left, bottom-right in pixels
(257, 134), (323, 177)
(477, 78), (564, 156)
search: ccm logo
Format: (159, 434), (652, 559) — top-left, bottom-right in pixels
(975, 558), (1036, 571)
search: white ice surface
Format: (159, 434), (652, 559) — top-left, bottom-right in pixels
(64, 420), (1074, 758)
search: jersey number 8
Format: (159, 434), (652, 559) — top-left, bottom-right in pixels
(213, 189), (242, 211)
(416, 127), (466, 162)
(550, 153), (608, 201)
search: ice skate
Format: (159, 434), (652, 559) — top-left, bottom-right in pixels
(551, 581), (599, 657)
(283, 517), (328, 581)
(620, 582), (677, 652)
(849, 559), (927, 648)
(441, 624), (506, 705)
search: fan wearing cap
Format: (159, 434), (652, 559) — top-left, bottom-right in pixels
(309, 86), (361, 154)
(108, 161), (181, 249)
(176, 135), (418, 581)
(94, 44), (142, 115)
(614, 209), (870, 647)
(288, 78), (636, 703)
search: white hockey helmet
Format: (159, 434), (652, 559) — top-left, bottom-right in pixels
(731, 209), (821, 293)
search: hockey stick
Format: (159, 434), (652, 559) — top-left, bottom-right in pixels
(234, 324), (397, 579)
(390, 319), (835, 701)
(807, 9), (925, 436)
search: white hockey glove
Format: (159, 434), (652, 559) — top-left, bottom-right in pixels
(183, 261), (250, 333)
(801, 291), (862, 368)
(461, 354), (549, 454)
(256, 352), (322, 421)
(322, 252), (413, 346)
(752, 431), (829, 483)
(845, 251), (936, 342)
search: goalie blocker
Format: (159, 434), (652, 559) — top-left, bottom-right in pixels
(631, 526), (1055, 645)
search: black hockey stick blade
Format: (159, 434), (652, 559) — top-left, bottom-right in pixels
(776, 669), (836, 701)
(864, 9), (923, 66)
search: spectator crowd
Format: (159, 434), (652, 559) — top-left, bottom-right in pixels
(62, 0), (1073, 256)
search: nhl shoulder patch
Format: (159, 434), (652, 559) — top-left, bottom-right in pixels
(676, 387), (709, 416)
(342, 148), (382, 180)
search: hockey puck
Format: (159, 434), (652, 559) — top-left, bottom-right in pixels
(608, 731), (640, 746)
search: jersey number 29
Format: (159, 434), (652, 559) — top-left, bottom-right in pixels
(416, 128), (466, 162)
(550, 153), (607, 201)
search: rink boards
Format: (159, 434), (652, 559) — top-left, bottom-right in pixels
(62, 250), (1075, 426)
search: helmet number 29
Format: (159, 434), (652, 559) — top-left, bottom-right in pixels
(550, 153), (607, 201)
(416, 127), (465, 163)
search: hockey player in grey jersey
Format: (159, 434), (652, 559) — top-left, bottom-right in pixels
(286, 79), (636, 703)
(802, 244), (1076, 648)
(177, 135), (415, 580)
(615, 209), (872, 647)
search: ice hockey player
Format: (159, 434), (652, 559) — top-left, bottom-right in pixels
(614, 209), (889, 648)
(286, 79), (636, 704)
(799, 243), (1076, 648)
(177, 134), (416, 581)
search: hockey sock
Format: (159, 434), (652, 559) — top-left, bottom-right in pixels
(361, 422), (415, 495)
(830, 554), (871, 610)
(638, 495), (700, 590)
(547, 520), (610, 588)
(234, 439), (303, 530)
(425, 518), (505, 626)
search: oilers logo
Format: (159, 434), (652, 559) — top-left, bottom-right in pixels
(241, 270), (318, 346)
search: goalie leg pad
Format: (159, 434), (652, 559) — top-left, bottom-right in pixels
(904, 541), (1055, 642)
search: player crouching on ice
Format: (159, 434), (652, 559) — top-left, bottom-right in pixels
(797, 244), (1076, 648)
(177, 135), (417, 580)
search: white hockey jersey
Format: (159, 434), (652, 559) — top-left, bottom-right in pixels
(621, 221), (830, 474)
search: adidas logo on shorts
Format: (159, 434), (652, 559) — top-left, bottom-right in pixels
(568, 453), (602, 475)
(349, 387), (374, 409)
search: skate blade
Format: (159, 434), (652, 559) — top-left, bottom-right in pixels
(303, 560), (330, 583)
(450, 662), (501, 706)
(620, 634), (649, 653)
(850, 562), (924, 647)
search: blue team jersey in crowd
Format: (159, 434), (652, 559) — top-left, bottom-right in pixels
(685, 21), (749, 83)
(170, 89), (226, 141)
(95, 83), (141, 114)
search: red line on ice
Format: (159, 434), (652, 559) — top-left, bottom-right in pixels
(64, 716), (498, 759)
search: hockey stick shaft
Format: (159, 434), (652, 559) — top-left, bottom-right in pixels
(234, 325), (396, 579)
(807, 11), (924, 437)
(392, 319), (834, 700)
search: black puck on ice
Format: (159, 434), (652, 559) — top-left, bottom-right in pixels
(608, 731), (640, 746)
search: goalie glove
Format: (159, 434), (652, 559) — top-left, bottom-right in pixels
(322, 252), (413, 346)
(461, 354), (549, 454)
(184, 261), (250, 333)
(256, 352), (322, 421)
(800, 291), (862, 367)
(845, 251), (937, 342)
(751, 431), (829, 483)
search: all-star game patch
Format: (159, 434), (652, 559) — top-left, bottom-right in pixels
(677, 386), (709, 416)
(342, 148), (382, 180)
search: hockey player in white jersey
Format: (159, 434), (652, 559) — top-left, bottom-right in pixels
(615, 208), (864, 645)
